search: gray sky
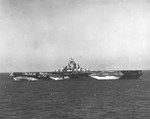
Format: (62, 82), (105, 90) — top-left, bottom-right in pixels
(0, 0), (150, 72)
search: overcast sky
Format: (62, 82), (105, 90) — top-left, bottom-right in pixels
(0, 0), (150, 72)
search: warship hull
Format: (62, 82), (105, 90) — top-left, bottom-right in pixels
(89, 71), (123, 80)
(10, 70), (143, 81)
(10, 60), (143, 81)
(120, 70), (143, 79)
(13, 76), (38, 81)
(89, 75), (121, 80)
(10, 72), (52, 81)
(50, 71), (92, 80)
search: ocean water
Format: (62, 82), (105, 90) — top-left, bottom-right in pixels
(0, 71), (150, 119)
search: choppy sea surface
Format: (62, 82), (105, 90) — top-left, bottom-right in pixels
(0, 71), (150, 119)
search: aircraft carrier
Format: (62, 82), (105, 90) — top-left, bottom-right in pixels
(10, 59), (143, 81)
